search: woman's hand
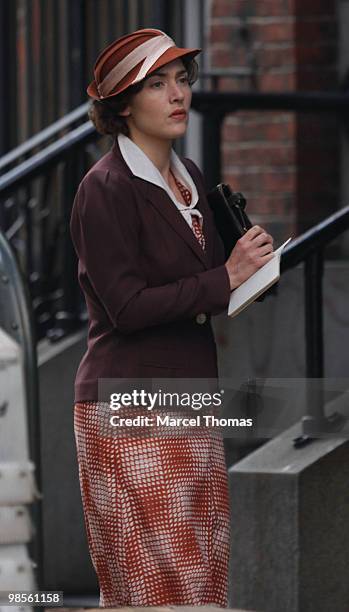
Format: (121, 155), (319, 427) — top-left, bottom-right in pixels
(224, 225), (274, 291)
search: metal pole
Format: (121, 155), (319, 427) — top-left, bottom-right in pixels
(294, 249), (345, 445)
(202, 112), (223, 189)
(0, 0), (11, 153)
(47, 150), (82, 341)
(302, 250), (325, 436)
(305, 249), (324, 379)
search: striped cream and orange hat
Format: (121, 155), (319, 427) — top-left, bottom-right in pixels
(87, 28), (201, 101)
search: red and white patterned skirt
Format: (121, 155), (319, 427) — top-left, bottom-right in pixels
(73, 401), (230, 607)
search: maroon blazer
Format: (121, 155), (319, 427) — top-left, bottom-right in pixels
(69, 138), (231, 402)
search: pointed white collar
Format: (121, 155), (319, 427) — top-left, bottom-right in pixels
(117, 133), (202, 226)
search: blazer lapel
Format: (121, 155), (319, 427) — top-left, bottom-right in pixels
(133, 177), (212, 270)
(110, 138), (213, 270)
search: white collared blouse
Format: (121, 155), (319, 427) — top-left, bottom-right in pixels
(118, 133), (204, 234)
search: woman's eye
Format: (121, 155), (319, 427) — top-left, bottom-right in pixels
(149, 75), (189, 88)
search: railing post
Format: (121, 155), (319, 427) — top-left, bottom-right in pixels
(46, 150), (83, 341)
(202, 111), (224, 189)
(294, 249), (345, 444)
(302, 250), (325, 436)
(304, 249), (324, 379)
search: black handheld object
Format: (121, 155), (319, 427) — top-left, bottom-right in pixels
(207, 183), (277, 301)
(206, 183), (252, 258)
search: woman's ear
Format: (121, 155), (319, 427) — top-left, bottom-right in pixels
(118, 106), (131, 117)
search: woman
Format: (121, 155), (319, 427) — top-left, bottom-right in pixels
(70, 28), (274, 608)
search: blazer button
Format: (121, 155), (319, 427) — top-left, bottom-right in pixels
(196, 313), (207, 325)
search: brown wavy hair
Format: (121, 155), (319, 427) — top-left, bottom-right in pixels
(88, 57), (199, 138)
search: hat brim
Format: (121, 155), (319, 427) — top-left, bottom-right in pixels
(87, 45), (201, 101)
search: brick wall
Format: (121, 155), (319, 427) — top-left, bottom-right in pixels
(294, 0), (339, 231)
(209, 0), (339, 240)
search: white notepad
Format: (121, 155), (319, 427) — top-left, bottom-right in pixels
(228, 237), (292, 318)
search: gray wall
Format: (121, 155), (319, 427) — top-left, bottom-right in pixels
(38, 330), (97, 593)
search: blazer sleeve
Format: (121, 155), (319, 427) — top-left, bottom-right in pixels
(70, 169), (231, 334)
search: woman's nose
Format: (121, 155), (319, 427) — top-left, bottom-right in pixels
(169, 81), (185, 102)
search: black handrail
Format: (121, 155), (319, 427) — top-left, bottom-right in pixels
(0, 103), (89, 172)
(2, 89), (349, 189)
(0, 122), (95, 196)
(281, 207), (349, 376)
(194, 91), (349, 191)
(2, 89), (349, 179)
(3, 88), (347, 172)
(191, 90), (349, 113)
(281, 205), (349, 271)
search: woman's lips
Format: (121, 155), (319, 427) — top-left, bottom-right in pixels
(170, 110), (187, 120)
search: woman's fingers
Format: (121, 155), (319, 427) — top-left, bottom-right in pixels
(254, 232), (273, 247)
(259, 251), (275, 265)
(258, 242), (274, 257)
(243, 225), (265, 241)
(241, 225), (273, 247)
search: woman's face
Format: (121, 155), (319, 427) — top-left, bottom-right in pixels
(120, 58), (192, 142)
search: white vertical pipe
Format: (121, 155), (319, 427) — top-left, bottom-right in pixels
(183, 0), (210, 171)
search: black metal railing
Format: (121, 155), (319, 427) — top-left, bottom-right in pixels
(192, 90), (349, 197)
(280, 206), (349, 443)
(0, 107), (97, 342)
